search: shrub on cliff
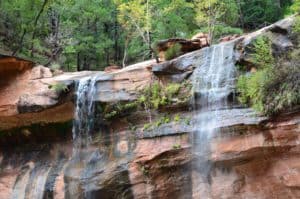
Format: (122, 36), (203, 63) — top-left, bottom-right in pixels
(138, 81), (191, 110)
(164, 43), (182, 60)
(261, 54), (300, 115)
(291, 0), (300, 13)
(237, 34), (300, 116)
(49, 82), (69, 93)
(292, 16), (300, 41)
(237, 36), (274, 112)
(138, 81), (191, 123)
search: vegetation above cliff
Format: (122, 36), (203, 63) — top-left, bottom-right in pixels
(0, 0), (298, 71)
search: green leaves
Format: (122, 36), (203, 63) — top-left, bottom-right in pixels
(0, 0), (295, 71)
(237, 36), (300, 116)
(250, 36), (274, 69)
(291, 0), (300, 14)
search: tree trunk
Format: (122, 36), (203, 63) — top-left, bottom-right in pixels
(47, 10), (61, 65)
(30, 0), (49, 58)
(77, 53), (81, 71)
(114, 11), (119, 63)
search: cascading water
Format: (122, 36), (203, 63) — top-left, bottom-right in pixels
(192, 41), (237, 197)
(72, 76), (98, 149)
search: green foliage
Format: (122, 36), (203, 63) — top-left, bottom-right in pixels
(155, 115), (171, 127)
(143, 123), (152, 131)
(293, 16), (300, 36)
(164, 43), (182, 60)
(129, 124), (137, 132)
(0, 0), (293, 71)
(165, 83), (181, 96)
(183, 117), (191, 125)
(195, 0), (239, 27)
(49, 82), (69, 93)
(174, 114), (181, 122)
(261, 49), (300, 115)
(49, 63), (61, 70)
(138, 81), (191, 111)
(172, 143), (181, 149)
(237, 0), (292, 29)
(291, 0), (300, 14)
(196, 24), (243, 42)
(237, 37), (300, 115)
(237, 70), (266, 112)
(250, 36), (274, 68)
(142, 115), (171, 131)
(0, 0), (292, 71)
(237, 36), (274, 113)
(103, 101), (138, 120)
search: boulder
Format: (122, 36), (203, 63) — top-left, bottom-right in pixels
(30, 65), (53, 79)
(239, 16), (295, 64)
(152, 46), (208, 83)
(219, 34), (240, 43)
(0, 57), (98, 131)
(104, 65), (121, 73)
(0, 55), (33, 73)
(94, 60), (155, 103)
(155, 35), (210, 61)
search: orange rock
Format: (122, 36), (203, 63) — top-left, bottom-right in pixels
(155, 36), (210, 61)
(104, 65), (121, 73)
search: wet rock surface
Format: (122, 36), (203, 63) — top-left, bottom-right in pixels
(94, 60), (155, 103)
(0, 110), (299, 198)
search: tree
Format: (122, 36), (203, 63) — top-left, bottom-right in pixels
(0, 0), (294, 71)
(194, 0), (239, 41)
(117, 0), (157, 65)
(291, 0), (300, 13)
(236, 0), (292, 29)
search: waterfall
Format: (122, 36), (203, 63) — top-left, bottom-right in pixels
(192, 41), (237, 197)
(72, 76), (98, 148)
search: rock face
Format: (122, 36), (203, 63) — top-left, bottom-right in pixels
(210, 112), (300, 199)
(0, 16), (299, 199)
(0, 60), (72, 131)
(219, 34), (240, 43)
(104, 65), (121, 73)
(94, 60), (155, 103)
(0, 109), (299, 198)
(156, 36), (210, 61)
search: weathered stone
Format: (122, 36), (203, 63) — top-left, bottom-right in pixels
(152, 49), (205, 79)
(30, 65), (53, 80)
(0, 55), (33, 73)
(239, 16), (295, 64)
(104, 65), (121, 73)
(156, 36), (210, 61)
(94, 60), (155, 103)
(219, 34), (240, 43)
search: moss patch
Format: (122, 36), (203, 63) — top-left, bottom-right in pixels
(49, 82), (69, 94)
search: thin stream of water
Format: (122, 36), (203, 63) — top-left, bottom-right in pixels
(192, 41), (237, 197)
